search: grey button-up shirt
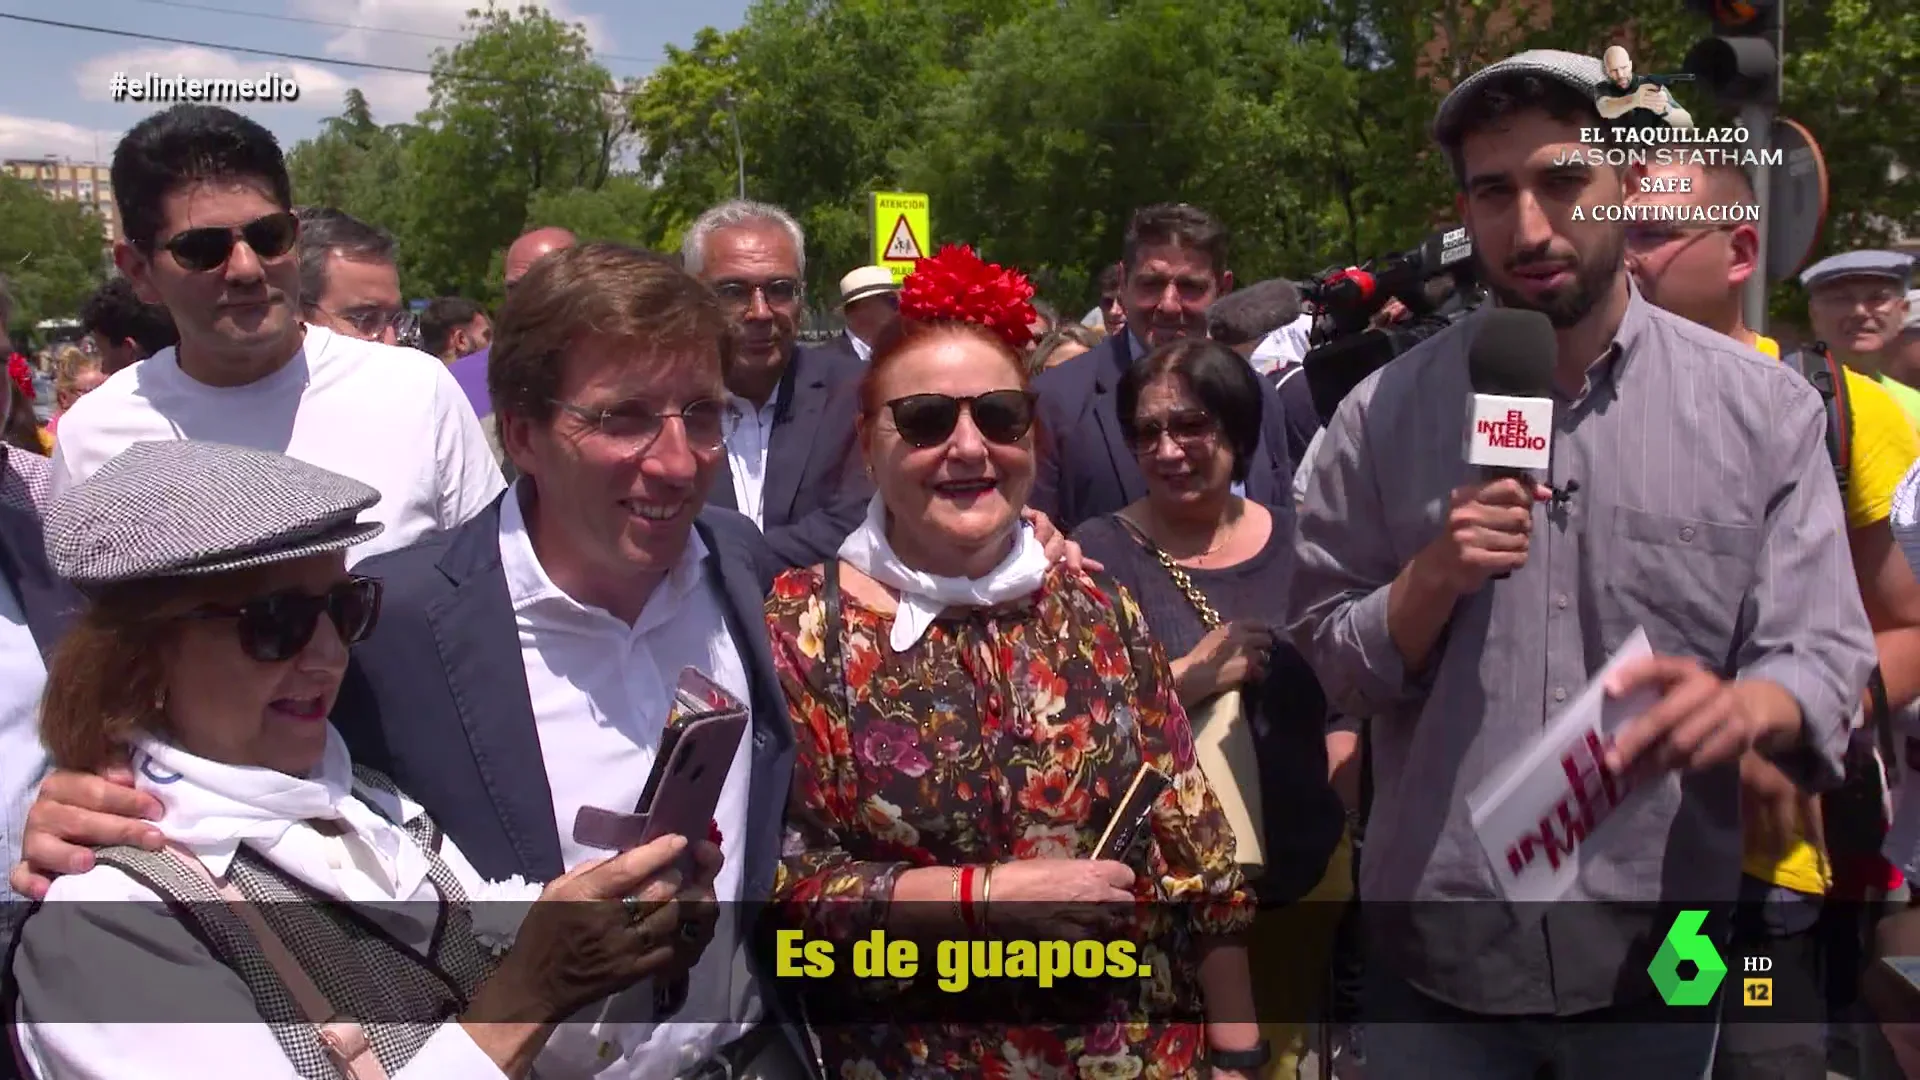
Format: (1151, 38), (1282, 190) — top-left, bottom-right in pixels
(1287, 285), (1875, 1015)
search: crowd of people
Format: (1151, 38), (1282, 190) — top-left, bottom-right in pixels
(0, 41), (1918, 1080)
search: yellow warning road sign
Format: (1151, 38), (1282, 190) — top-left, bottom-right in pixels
(871, 192), (931, 283)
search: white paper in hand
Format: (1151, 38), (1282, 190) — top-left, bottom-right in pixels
(1467, 627), (1662, 904)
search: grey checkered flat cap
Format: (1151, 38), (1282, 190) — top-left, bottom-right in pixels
(44, 441), (384, 588)
(1434, 49), (1608, 145)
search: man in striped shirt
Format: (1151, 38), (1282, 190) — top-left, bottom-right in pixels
(1628, 155), (1920, 1080)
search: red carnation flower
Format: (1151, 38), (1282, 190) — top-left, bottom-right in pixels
(6, 354), (32, 403)
(899, 244), (1038, 351)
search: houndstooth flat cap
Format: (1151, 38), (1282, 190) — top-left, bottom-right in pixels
(1433, 49), (1609, 146)
(43, 441), (384, 588)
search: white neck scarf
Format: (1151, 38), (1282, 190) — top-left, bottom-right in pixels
(131, 724), (427, 899)
(836, 494), (1051, 652)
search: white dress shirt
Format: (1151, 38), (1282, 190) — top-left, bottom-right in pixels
(1249, 312), (1315, 375)
(849, 333), (872, 362)
(13, 729), (512, 1078)
(499, 485), (761, 1079)
(48, 325), (505, 565)
(0, 575), (47, 901)
(723, 384), (784, 530)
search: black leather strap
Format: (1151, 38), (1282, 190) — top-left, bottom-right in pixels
(1208, 1041), (1272, 1070)
(1870, 664), (1894, 766)
(822, 559), (850, 712)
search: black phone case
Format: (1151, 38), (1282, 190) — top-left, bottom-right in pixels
(1095, 764), (1170, 867)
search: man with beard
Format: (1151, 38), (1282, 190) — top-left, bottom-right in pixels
(1031, 203), (1296, 531)
(1287, 50), (1875, 1079)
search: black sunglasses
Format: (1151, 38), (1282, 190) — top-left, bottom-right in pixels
(1125, 409), (1219, 455)
(157, 211), (300, 273)
(884, 390), (1035, 449)
(184, 576), (383, 663)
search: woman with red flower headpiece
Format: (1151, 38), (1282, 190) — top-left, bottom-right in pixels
(764, 245), (1259, 1078)
(4, 352), (53, 459)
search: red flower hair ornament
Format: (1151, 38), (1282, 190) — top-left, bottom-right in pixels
(6, 354), (32, 404)
(899, 244), (1039, 351)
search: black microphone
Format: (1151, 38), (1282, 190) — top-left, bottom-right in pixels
(1465, 309), (1558, 580)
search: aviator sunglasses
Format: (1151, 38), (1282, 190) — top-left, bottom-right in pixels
(884, 390), (1035, 449)
(156, 211), (300, 273)
(183, 576), (383, 663)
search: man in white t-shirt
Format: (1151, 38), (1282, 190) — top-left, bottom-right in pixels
(49, 104), (503, 563)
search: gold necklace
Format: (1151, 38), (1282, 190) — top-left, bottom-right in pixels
(1145, 505), (1239, 565)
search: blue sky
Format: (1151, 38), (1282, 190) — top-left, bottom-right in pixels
(0, 0), (751, 163)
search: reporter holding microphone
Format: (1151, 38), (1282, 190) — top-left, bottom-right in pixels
(1286, 49), (1877, 1080)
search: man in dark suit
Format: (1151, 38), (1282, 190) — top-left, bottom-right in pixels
(1032, 203), (1296, 531)
(682, 201), (872, 570)
(814, 265), (899, 367)
(9, 245), (814, 1079)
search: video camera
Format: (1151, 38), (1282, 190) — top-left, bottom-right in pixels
(1298, 225), (1484, 425)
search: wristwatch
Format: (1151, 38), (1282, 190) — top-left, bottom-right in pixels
(1208, 1041), (1271, 1070)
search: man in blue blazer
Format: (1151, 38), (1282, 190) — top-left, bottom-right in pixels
(9, 245), (816, 1079)
(684, 201), (872, 570)
(1032, 203), (1297, 531)
(703, 340), (869, 572)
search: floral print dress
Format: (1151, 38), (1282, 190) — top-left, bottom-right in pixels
(766, 563), (1252, 1079)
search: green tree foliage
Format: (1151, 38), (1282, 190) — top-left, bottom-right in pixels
(399, 4), (633, 300)
(286, 89), (413, 237)
(281, 0), (1913, 320)
(526, 175), (655, 248)
(0, 175), (107, 332)
(628, 28), (748, 252)
(285, 6), (638, 304)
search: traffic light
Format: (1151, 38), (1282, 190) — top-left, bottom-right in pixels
(1682, 0), (1783, 106)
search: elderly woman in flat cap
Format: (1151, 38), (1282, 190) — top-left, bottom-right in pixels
(8, 441), (720, 1080)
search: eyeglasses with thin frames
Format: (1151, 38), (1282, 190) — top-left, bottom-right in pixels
(712, 279), (803, 309)
(314, 305), (406, 338)
(550, 397), (732, 453)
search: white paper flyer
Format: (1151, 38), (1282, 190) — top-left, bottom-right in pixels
(1467, 627), (1662, 904)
